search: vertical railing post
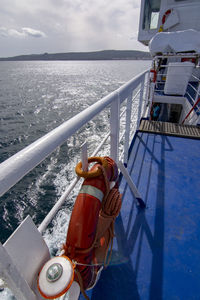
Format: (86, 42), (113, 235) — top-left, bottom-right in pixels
(110, 93), (120, 162)
(142, 71), (150, 118)
(194, 83), (200, 125)
(124, 93), (132, 165)
(137, 74), (145, 128)
(144, 71), (150, 103)
(81, 142), (88, 171)
(148, 81), (155, 119)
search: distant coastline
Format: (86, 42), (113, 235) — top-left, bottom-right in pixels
(0, 50), (151, 61)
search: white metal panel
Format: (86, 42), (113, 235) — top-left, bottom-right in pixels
(0, 242), (37, 300)
(164, 62), (194, 95)
(4, 215), (50, 290)
(67, 281), (80, 300)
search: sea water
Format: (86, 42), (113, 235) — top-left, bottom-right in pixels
(0, 60), (150, 299)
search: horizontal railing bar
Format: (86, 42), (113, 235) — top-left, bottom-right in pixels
(39, 72), (149, 231)
(38, 90), (145, 231)
(39, 130), (111, 232)
(155, 80), (166, 83)
(91, 131), (110, 157)
(119, 130), (126, 144)
(185, 93), (200, 113)
(159, 65), (195, 68)
(130, 127), (137, 140)
(119, 149), (125, 162)
(120, 107), (126, 118)
(0, 70), (147, 197)
(38, 176), (80, 233)
(195, 106), (200, 112)
(119, 95), (140, 117)
(190, 105), (200, 113)
(186, 92), (195, 104)
(188, 83), (199, 94)
(119, 119), (138, 160)
(186, 111), (200, 126)
(132, 89), (141, 100)
(188, 112), (198, 121)
(129, 89), (141, 104)
(191, 74), (200, 81)
(155, 54), (199, 58)
(119, 90), (142, 145)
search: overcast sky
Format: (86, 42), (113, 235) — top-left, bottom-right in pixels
(0, 0), (148, 57)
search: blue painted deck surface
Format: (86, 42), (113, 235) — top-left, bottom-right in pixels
(81, 132), (200, 300)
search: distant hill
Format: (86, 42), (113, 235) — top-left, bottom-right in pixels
(0, 50), (151, 61)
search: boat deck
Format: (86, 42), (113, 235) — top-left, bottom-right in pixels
(139, 119), (200, 139)
(81, 130), (200, 299)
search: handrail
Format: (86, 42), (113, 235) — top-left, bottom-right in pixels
(188, 83), (199, 94)
(0, 70), (148, 198)
(38, 176), (80, 233)
(38, 71), (147, 232)
(182, 97), (200, 124)
(186, 91), (197, 104)
(192, 74), (200, 81)
(155, 54), (199, 59)
(38, 132), (111, 233)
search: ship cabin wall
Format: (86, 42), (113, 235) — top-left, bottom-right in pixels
(138, 0), (200, 46)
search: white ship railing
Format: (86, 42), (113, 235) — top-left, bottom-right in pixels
(0, 69), (149, 233)
(155, 73), (200, 124)
(149, 54), (200, 124)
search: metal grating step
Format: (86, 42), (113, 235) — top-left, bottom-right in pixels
(139, 120), (200, 139)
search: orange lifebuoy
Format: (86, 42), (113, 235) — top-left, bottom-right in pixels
(63, 156), (119, 291)
(75, 156), (108, 178)
(162, 9), (172, 25)
(159, 9), (172, 32)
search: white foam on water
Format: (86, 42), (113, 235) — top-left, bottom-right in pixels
(0, 288), (16, 300)
(43, 208), (72, 256)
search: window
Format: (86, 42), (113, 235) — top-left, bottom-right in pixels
(143, 0), (161, 30)
(150, 11), (159, 29)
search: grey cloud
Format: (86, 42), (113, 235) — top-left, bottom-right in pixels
(22, 27), (46, 38)
(0, 27), (46, 38)
(0, 27), (8, 37)
(0, 0), (147, 57)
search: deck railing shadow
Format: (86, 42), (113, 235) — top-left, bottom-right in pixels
(90, 133), (173, 300)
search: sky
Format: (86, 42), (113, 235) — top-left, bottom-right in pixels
(0, 0), (148, 58)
